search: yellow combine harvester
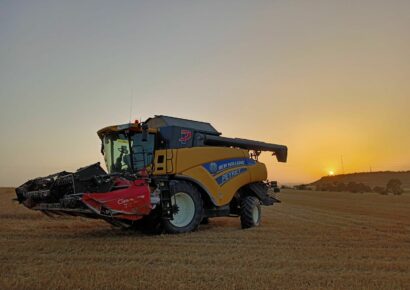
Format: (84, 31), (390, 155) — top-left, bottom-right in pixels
(16, 116), (287, 234)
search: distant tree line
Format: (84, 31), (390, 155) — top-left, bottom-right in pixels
(293, 179), (403, 195)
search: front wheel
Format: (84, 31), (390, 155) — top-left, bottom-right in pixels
(162, 181), (204, 234)
(240, 196), (261, 229)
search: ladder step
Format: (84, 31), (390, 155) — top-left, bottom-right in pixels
(158, 180), (173, 219)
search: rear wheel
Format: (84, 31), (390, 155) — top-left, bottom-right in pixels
(162, 181), (204, 234)
(240, 196), (261, 229)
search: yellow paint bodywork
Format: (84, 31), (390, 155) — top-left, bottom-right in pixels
(153, 147), (267, 206)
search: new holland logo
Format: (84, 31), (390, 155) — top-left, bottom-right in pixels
(203, 158), (256, 176)
(209, 162), (218, 174)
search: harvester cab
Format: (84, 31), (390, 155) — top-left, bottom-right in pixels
(16, 115), (287, 234)
(98, 122), (155, 174)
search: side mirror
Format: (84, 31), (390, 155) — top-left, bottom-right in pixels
(141, 123), (148, 142)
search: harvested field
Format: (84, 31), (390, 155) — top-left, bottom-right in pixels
(1, 187), (409, 290)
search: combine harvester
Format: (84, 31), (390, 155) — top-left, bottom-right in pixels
(16, 116), (287, 234)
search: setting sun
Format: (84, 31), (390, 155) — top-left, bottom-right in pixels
(328, 171), (335, 176)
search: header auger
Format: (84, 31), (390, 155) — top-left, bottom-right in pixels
(16, 115), (287, 234)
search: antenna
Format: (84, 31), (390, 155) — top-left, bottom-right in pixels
(340, 155), (345, 174)
(129, 89), (134, 123)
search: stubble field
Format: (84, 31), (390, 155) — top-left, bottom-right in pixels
(1, 187), (409, 290)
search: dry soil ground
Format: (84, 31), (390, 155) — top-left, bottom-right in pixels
(1, 187), (409, 290)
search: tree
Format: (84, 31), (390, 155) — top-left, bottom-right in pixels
(347, 182), (360, 193)
(363, 184), (372, 193)
(335, 182), (347, 192)
(373, 186), (387, 195)
(386, 179), (403, 195)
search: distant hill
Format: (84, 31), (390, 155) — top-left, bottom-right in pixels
(311, 171), (410, 190)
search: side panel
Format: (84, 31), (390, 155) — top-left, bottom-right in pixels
(249, 162), (268, 182)
(171, 147), (268, 206)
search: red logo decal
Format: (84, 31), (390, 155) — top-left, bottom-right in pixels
(179, 129), (192, 144)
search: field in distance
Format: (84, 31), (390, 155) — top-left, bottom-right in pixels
(1, 187), (409, 290)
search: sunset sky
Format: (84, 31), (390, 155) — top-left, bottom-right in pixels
(1, 0), (409, 186)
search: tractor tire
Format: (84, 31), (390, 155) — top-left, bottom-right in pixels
(240, 196), (261, 229)
(162, 181), (204, 234)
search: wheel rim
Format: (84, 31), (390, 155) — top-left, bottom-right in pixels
(170, 192), (195, 228)
(252, 205), (260, 225)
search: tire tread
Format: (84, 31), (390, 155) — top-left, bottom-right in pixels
(240, 196), (261, 229)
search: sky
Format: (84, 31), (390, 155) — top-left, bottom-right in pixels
(1, 0), (409, 186)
